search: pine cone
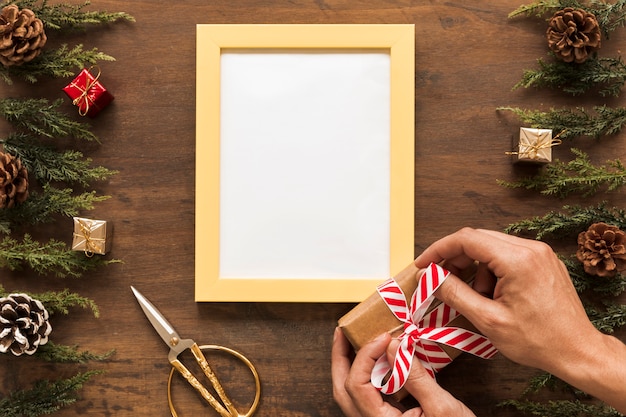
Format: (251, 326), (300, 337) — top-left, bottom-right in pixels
(0, 151), (29, 208)
(546, 7), (601, 64)
(576, 222), (626, 277)
(0, 293), (52, 356)
(0, 4), (47, 67)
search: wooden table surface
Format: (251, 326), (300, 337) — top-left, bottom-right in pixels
(2, 0), (626, 416)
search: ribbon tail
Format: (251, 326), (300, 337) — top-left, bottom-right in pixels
(371, 336), (415, 395)
(421, 327), (498, 359)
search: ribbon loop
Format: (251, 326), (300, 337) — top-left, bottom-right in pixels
(371, 263), (498, 395)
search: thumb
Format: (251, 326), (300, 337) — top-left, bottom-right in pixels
(435, 271), (501, 336)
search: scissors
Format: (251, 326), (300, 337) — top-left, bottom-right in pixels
(131, 286), (261, 417)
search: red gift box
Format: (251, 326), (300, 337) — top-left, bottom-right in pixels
(63, 67), (114, 117)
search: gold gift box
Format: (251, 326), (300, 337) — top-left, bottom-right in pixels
(338, 262), (479, 398)
(513, 127), (556, 164)
(71, 217), (112, 255)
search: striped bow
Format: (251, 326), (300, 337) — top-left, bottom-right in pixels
(371, 263), (497, 395)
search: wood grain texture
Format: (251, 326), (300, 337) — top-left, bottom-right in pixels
(2, 0), (626, 416)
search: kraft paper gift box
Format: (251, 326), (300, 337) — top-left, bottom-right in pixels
(71, 217), (112, 256)
(338, 261), (492, 399)
(512, 127), (557, 164)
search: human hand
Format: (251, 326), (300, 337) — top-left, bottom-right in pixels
(331, 327), (476, 417)
(414, 228), (626, 412)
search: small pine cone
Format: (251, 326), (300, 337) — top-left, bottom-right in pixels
(0, 4), (47, 67)
(0, 151), (29, 208)
(0, 293), (52, 356)
(577, 222), (626, 278)
(546, 7), (601, 64)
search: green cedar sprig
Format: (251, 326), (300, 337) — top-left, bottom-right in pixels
(504, 202), (626, 239)
(6, 0), (135, 31)
(4, 133), (117, 186)
(34, 342), (114, 363)
(0, 98), (98, 141)
(0, 44), (116, 85)
(0, 234), (117, 278)
(0, 286), (100, 316)
(498, 106), (626, 139)
(0, 185), (110, 234)
(562, 257), (626, 296)
(0, 370), (103, 417)
(586, 302), (626, 334)
(514, 56), (626, 97)
(498, 148), (626, 197)
(499, 399), (622, 417)
(509, 0), (626, 38)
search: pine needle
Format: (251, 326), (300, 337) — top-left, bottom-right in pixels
(0, 98), (98, 141)
(498, 148), (626, 197)
(0, 370), (103, 417)
(34, 342), (114, 363)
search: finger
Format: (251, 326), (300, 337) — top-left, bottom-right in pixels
(345, 333), (392, 415)
(434, 271), (505, 335)
(331, 328), (362, 417)
(473, 262), (496, 298)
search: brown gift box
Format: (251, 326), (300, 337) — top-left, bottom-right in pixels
(338, 261), (480, 398)
(71, 217), (112, 255)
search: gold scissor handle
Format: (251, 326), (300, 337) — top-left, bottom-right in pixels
(167, 344), (261, 417)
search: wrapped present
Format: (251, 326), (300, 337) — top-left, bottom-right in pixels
(510, 127), (561, 164)
(338, 262), (497, 397)
(62, 67), (114, 117)
(72, 217), (112, 256)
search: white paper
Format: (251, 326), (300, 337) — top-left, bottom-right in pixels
(218, 50), (391, 279)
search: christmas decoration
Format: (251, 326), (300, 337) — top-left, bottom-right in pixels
(509, 127), (559, 163)
(0, 150), (28, 208)
(71, 217), (111, 256)
(498, 148), (626, 198)
(0, 292), (51, 355)
(576, 222), (626, 277)
(546, 7), (601, 63)
(0, 4), (47, 67)
(63, 67), (114, 117)
(513, 56), (626, 97)
(498, 105), (626, 139)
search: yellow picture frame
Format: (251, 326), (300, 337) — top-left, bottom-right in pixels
(196, 24), (415, 302)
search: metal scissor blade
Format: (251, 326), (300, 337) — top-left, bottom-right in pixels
(131, 286), (186, 354)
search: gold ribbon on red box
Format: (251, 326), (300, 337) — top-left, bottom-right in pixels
(62, 66), (114, 117)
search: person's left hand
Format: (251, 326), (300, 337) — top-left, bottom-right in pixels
(331, 328), (476, 417)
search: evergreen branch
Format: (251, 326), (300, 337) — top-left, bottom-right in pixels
(6, 0), (135, 31)
(0, 234), (117, 278)
(0, 98), (98, 141)
(34, 288), (100, 316)
(522, 372), (560, 395)
(514, 56), (626, 97)
(504, 202), (626, 239)
(508, 0), (573, 19)
(34, 342), (113, 363)
(562, 257), (626, 296)
(499, 399), (622, 417)
(0, 370), (102, 417)
(498, 148), (626, 197)
(4, 133), (117, 186)
(0, 44), (115, 85)
(586, 302), (626, 334)
(0, 185), (111, 233)
(509, 0), (626, 38)
(498, 106), (626, 139)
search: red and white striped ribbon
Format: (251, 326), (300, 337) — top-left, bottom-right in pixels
(371, 263), (498, 395)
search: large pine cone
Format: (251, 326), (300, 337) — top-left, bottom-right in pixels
(577, 222), (626, 278)
(0, 293), (52, 356)
(0, 151), (29, 208)
(546, 7), (601, 63)
(0, 4), (47, 67)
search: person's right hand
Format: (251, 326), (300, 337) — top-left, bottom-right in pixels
(414, 228), (626, 413)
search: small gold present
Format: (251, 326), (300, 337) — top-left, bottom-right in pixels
(510, 127), (561, 163)
(72, 217), (112, 256)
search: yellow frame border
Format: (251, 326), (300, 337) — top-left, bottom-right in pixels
(195, 24), (415, 302)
